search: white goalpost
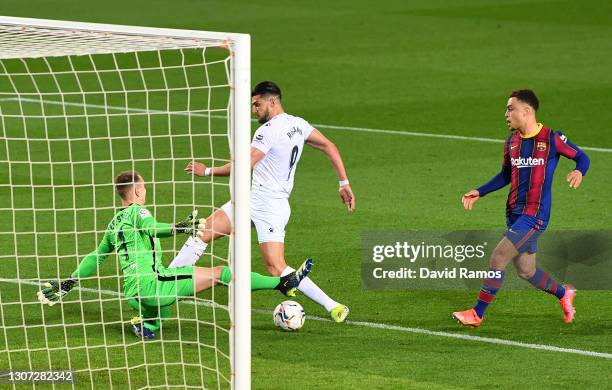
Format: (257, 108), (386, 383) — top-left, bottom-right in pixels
(0, 16), (250, 389)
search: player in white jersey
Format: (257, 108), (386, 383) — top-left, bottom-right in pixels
(171, 81), (355, 322)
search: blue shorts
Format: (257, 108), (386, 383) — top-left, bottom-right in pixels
(503, 214), (547, 254)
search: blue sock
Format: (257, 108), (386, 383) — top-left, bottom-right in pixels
(473, 270), (505, 318)
(528, 267), (565, 299)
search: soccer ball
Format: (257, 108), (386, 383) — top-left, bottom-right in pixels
(273, 300), (305, 331)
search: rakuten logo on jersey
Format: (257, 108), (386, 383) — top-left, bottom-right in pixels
(511, 156), (545, 168)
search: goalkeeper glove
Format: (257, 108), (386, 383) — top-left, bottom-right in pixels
(37, 279), (77, 306)
(174, 210), (206, 236)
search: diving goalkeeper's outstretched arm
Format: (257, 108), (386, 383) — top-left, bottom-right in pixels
(37, 231), (114, 305)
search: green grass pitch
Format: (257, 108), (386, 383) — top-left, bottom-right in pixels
(1, 0), (612, 388)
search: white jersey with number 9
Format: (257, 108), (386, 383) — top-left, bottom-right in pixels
(250, 113), (314, 199)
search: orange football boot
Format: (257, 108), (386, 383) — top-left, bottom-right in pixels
(452, 308), (483, 328)
(559, 285), (576, 323)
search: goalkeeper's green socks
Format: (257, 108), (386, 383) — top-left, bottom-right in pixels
(220, 266), (280, 290)
(251, 272), (281, 290)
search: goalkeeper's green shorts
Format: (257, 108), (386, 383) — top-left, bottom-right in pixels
(135, 266), (196, 307)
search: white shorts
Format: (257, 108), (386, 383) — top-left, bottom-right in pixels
(220, 192), (290, 243)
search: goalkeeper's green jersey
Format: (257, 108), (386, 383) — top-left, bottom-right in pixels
(71, 204), (174, 297)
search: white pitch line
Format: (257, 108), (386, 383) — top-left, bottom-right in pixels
(1, 96), (611, 153)
(2, 277), (612, 360)
(310, 123), (612, 154)
(0, 96), (226, 120)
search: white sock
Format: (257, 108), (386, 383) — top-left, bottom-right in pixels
(281, 266), (339, 312)
(168, 236), (208, 268)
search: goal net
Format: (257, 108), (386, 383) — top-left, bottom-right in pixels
(0, 16), (251, 389)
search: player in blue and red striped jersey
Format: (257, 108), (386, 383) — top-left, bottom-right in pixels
(453, 89), (590, 328)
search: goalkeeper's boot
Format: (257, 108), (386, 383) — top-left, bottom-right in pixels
(330, 304), (349, 323)
(131, 317), (156, 340)
(452, 308), (483, 328)
(276, 258), (313, 297)
(559, 285), (576, 324)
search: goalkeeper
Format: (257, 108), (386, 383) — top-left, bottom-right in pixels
(37, 170), (312, 340)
